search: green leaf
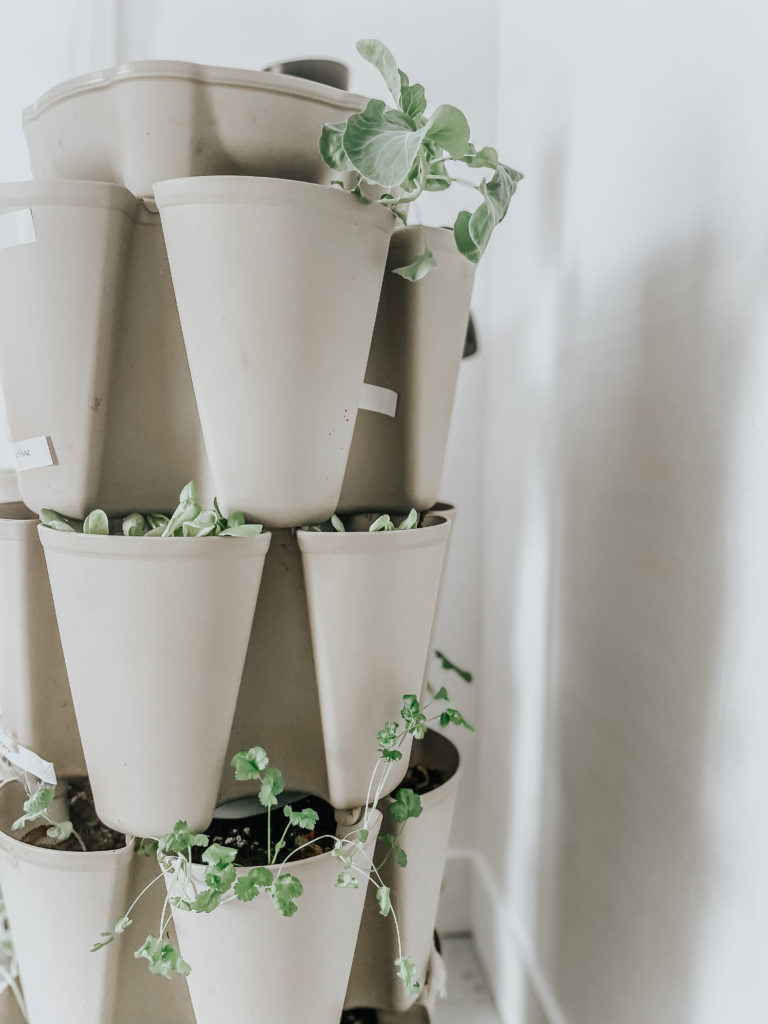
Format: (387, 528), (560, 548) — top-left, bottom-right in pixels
(440, 707), (476, 731)
(434, 685), (450, 701)
(202, 843), (238, 867)
(356, 39), (402, 107)
(181, 509), (219, 537)
(378, 721), (399, 750)
(271, 873), (303, 916)
(380, 748), (403, 762)
(336, 871), (359, 889)
(259, 765), (285, 808)
(39, 508), (81, 532)
(424, 104), (471, 159)
(392, 248), (437, 282)
(226, 510), (245, 530)
(319, 121), (355, 172)
(83, 509), (109, 535)
(234, 866), (273, 902)
(342, 100), (424, 189)
(220, 523), (264, 537)
(330, 514), (345, 533)
(122, 512), (147, 537)
(377, 885), (392, 916)
(158, 821), (209, 855)
(12, 785), (54, 830)
(231, 746), (269, 781)
(46, 819), (74, 843)
(395, 846), (408, 868)
(463, 144), (499, 169)
(390, 787), (423, 823)
(401, 694), (428, 738)
(369, 514), (395, 532)
(145, 513), (169, 531)
(401, 81), (427, 121)
(435, 650), (473, 682)
(457, 163), (524, 263)
(284, 806), (319, 831)
(91, 914), (133, 952)
(398, 508), (419, 529)
(202, 844), (238, 892)
(453, 209), (482, 263)
(189, 888), (222, 914)
(162, 481), (201, 537)
(395, 955), (421, 996)
(136, 838), (159, 857)
(134, 935), (191, 979)
(424, 158), (452, 192)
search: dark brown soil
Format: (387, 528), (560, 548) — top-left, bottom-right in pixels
(195, 794), (337, 867)
(21, 778), (126, 852)
(398, 762), (447, 797)
(341, 1011), (378, 1024)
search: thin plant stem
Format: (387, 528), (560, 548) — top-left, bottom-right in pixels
(0, 962), (27, 1021)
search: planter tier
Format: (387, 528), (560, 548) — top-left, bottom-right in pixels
(0, 179), (212, 518)
(339, 227), (475, 513)
(155, 176), (395, 526)
(39, 529), (271, 836)
(23, 60), (366, 200)
(297, 519), (450, 809)
(0, 781), (134, 1024)
(0, 506), (84, 775)
(345, 730), (461, 1013)
(167, 810), (382, 1024)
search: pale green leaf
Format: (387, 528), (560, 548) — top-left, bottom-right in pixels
(424, 104), (471, 159)
(319, 121), (355, 172)
(392, 248), (437, 282)
(83, 509), (109, 535)
(356, 39), (402, 106)
(377, 885), (392, 917)
(231, 746), (269, 781)
(343, 100), (424, 188)
(122, 513), (146, 537)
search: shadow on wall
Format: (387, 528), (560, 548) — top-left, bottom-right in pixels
(533, 235), (751, 1024)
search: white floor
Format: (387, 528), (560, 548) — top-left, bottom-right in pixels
(433, 935), (502, 1024)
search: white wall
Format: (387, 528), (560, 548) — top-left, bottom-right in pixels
(477, 1), (768, 1022)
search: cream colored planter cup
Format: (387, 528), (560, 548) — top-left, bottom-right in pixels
(297, 519), (450, 809)
(339, 227), (475, 513)
(345, 731), (461, 1012)
(0, 507), (84, 776)
(0, 781), (133, 1024)
(0, 180), (211, 518)
(39, 530), (271, 836)
(24, 61), (366, 200)
(168, 810), (382, 1024)
(155, 176), (394, 527)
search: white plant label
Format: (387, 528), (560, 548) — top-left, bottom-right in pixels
(359, 382), (398, 418)
(0, 730), (57, 786)
(15, 435), (54, 472)
(0, 208), (36, 251)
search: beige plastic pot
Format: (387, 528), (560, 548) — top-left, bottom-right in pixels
(221, 528), (329, 804)
(114, 851), (194, 1024)
(0, 507), (84, 776)
(39, 530), (271, 836)
(154, 176), (394, 527)
(23, 61), (366, 200)
(0, 781), (133, 1024)
(0, 180), (212, 518)
(421, 503), (457, 690)
(339, 227), (475, 513)
(345, 731), (461, 1013)
(167, 810), (382, 1024)
(296, 519), (450, 809)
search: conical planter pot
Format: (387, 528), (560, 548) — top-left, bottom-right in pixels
(338, 227), (475, 514)
(221, 528), (329, 804)
(115, 850), (194, 1024)
(23, 61), (367, 200)
(296, 518), (450, 809)
(167, 810), (382, 1024)
(345, 731), (461, 1013)
(421, 503), (456, 690)
(39, 530), (271, 835)
(0, 507), (84, 776)
(0, 781), (133, 1024)
(0, 180), (212, 518)
(154, 176), (395, 526)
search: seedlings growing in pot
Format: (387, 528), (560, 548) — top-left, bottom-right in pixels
(309, 508), (419, 532)
(320, 39), (523, 278)
(39, 481), (263, 538)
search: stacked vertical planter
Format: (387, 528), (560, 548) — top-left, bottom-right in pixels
(0, 56), (476, 1024)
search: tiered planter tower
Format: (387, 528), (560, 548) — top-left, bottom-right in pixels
(0, 59), (473, 1024)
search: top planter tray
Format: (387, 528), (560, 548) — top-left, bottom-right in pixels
(22, 61), (367, 200)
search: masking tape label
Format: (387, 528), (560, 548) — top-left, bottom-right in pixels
(15, 435), (54, 472)
(359, 383), (398, 418)
(0, 731), (57, 786)
(0, 208), (36, 251)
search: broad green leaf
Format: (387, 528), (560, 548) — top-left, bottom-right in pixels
(143, 526), (164, 537)
(159, 821), (209, 855)
(162, 481), (201, 537)
(330, 514), (345, 533)
(231, 746), (269, 781)
(401, 82), (427, 122)
(234, 866), (273, 902)
(145, 514), (169, 530)
(357, 828), (369, 843)
(46, 820), (74, 842)
(435, 650), (473, 682)
(319, 121), (355, 172)
(458, 163), (524, 263)
(182, 509), (219, 537)
(401, 694), (427, 738)
(39, 508), (81, 532)
(271, 873), (303, 916)
(226, 510), (245, 530)
(440, 707), (476, 731)
(377, 885), (391, 917)
(390, 787), (423, 823)
(343, 100), (424, 188)
(12, 785), (54, 830)
(463, 144), (499, 169)
(369, 514), (395, 532)
(220, 523), (263, 537)
(398, 508), (419, 529)
(134, 935), (191, 978)
(284, 806), (319, 830)
(122, 513), (146, 537)
(335, 871), (359, 889)
(202, 843), (238, 867)
(453, 210), (482, 263)
(380, 748), (403, 762)
(392, 248), (437, 282)
(46, 519), (77, 532)
(83, 509), (109, 535)
(424, 159), (452, 192)
(189, 888), (222, 914)
(203, 864), (236, 895)
(395, 955), (421, 996)
(395, 846), (408, 868)
(136, 838), (158, 857)
(424, 104), (471, 159)
(378, 721), (398, 750)
(259, 765), (285, 808)
(356, 39), (402, 107)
